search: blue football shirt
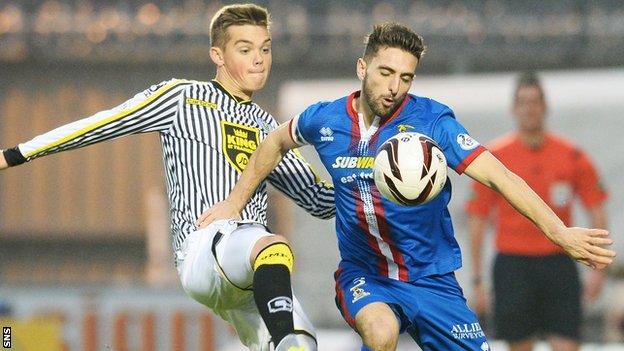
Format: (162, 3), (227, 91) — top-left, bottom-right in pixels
(289, 91), (486, 281)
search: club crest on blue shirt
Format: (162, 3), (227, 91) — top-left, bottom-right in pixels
(397, 124), (415, 133)
(350, 277), (371, 303)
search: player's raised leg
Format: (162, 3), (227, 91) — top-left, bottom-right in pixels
(218, 223), (316, 350)
(250, 235), (316, 350)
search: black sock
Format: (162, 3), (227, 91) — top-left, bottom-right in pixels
(253, 264), (294, 346)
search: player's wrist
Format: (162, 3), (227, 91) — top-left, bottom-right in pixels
(543, 222), (568, 247)
(225, 197), (245, 214)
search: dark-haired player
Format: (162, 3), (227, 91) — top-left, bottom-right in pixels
(200, 23), (615, 351)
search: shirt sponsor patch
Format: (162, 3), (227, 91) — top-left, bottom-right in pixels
(456, 133), (479, 150)
(221, 121), (260, 172)
(332, 156), (374, 169)
(186, 97), (218, 109)
(450, 322), (485, 339)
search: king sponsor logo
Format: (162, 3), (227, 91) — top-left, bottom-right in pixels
(221, 121), (260, 172)
(331, 156), (374, 169)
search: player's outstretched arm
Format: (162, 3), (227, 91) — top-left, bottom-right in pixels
(196, 123), (299, 228)
(464, 151), (616, 269)
(0, 80), (188, 170)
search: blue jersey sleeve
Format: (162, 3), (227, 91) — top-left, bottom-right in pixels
(431, 110), (486, 174)
(289, 101), (329, 146)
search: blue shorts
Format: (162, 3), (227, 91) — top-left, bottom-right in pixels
(334, 263), (489, 351)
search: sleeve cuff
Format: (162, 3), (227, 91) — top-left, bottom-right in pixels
(288, 118), (308, 146)
(455, 145), (487, 174)
(3, 146), (27, 166)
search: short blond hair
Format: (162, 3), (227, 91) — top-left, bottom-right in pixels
(210, 3), (271, 48)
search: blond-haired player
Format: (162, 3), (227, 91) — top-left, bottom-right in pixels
(0, 4), (331, 350)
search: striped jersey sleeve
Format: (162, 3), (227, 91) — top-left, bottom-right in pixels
(268, 148), (335, 219)
(263, 114), (334, 219)
(4, 79), (190, 165)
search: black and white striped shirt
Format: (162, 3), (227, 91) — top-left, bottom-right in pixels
(3, 78), (335, 256)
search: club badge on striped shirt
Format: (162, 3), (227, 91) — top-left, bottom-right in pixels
(221, 121), (260, 172)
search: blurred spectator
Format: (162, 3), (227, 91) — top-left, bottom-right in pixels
(1, 0), (624, 70)
(465, 72), (609, 351)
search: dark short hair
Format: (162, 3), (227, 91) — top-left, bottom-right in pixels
(363, 23), (426, 62)
(210, 3), (271, 48)
(514, 71), (545, 101)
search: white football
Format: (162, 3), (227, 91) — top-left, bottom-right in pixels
(374, 132), (448, 205)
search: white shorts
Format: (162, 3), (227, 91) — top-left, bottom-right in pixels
(176, 220), (316, 351)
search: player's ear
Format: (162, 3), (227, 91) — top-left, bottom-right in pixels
(356, 58), (367, 81)
(210, 46), (225, 67)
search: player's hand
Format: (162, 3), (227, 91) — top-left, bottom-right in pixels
(195, 200), (241, 229)
(556, 227), (615, 269)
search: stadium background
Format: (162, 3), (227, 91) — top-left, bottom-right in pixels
(0, 1), (623, 350)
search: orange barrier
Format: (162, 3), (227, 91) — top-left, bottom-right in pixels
(113, 313), (129, 351)
(141, 313), (155, 351)
(199, 312), (215, 351)
(171, 311), (186, 351)
(82, 312), (97, 351)
(77, 309), (215, 350)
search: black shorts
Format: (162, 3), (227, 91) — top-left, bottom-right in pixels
(493, 253), (581, 341)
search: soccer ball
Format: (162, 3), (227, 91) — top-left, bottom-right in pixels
(373, 132), (448, 205)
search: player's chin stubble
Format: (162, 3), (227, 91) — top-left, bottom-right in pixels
(362, 79), (400, 119)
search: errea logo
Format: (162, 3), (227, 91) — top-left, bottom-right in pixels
(319, 127), (334, 141)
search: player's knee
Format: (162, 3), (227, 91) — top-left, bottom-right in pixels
(360, 326), (398, 351)
(252, 237), (294, 273)
(357, 310), (399, 351)
(266, 234), (289, 246)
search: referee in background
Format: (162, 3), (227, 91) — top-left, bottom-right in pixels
(0, 4), (332, 350)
